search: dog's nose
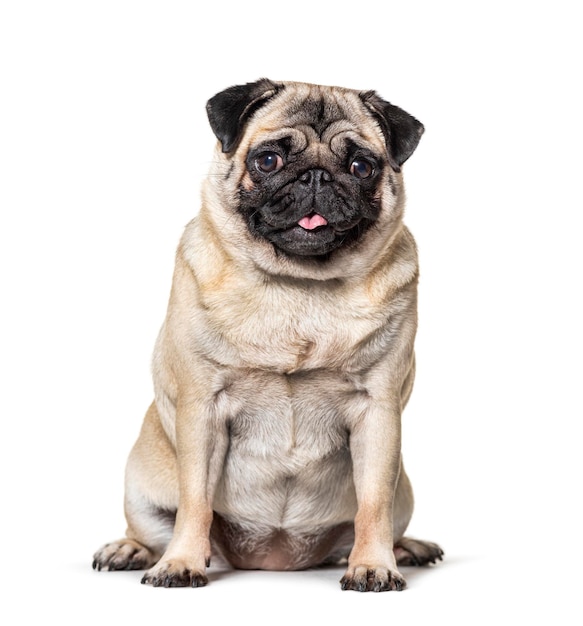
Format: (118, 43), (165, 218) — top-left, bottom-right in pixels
(299, 168), (334, 188)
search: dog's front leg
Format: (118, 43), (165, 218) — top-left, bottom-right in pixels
(341, 396), (406, 592)
(141, 388), (228, 588)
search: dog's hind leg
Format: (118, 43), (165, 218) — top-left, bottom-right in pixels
(92, 498), (176, 572)
(93, 402), (178, 572)
(394, 536), (444, 566)
(92, 537), (158, 572)
(392, 463), (444, 566)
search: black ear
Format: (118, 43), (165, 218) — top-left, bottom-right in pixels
(206, 78), (283, 153)
(360, 91), (424, 172)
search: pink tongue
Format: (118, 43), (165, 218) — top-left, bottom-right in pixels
(298, 213), (328, 230)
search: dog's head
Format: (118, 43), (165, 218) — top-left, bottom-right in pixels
(204, 79), (423, 278)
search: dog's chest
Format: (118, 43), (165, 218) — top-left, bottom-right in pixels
(212, 369), (364, 527)
(218, 368), (361, 451)
(202, 277), (388, 527)
(200, 281), (383, 374)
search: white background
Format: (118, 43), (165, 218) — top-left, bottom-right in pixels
(1, 1), (582, 623)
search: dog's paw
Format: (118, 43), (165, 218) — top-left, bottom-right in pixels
(340, 566), (406, 592)
(141, 560), (208, 588)
(93, 539), (157, 571)
(394, 537), (444, 566)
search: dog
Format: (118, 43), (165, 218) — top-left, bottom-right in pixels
(93, 79), (443, 592)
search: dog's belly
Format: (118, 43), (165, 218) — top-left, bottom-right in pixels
(211, 369), (362, 569)
(211, 513), (354, 570)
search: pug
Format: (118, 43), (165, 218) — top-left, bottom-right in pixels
(93, 79), (443, 592)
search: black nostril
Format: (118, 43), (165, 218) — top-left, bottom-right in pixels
(299, 168), (334, 185)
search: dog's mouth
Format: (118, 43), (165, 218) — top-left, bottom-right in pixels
(256, 211), (365, 258)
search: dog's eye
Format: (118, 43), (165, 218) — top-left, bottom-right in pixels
(350, 159), (373, 179)
(255, 152), (284, 174)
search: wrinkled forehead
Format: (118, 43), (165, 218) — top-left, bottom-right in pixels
(241, 85), (387, 157)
